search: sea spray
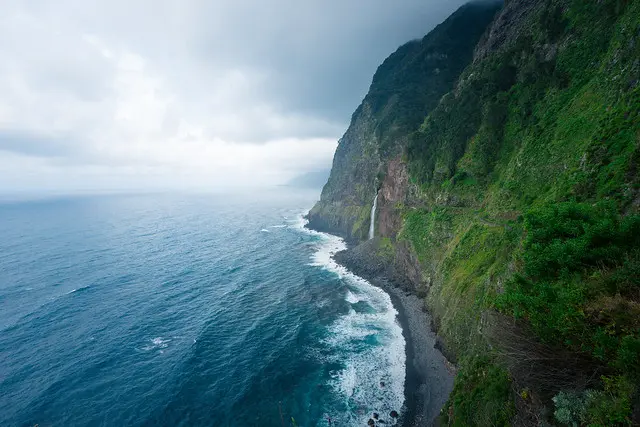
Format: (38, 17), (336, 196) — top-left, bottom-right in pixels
(292, 212), (406, 425)
(368, 193), (378, 240)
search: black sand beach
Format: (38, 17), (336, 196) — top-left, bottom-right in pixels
(334, 247), (455, 427)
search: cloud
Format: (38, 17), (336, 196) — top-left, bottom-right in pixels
(0, 130), (77, 158)
(0, 0), (466, 193)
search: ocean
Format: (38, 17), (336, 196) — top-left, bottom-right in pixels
(0, 191), (405, 426)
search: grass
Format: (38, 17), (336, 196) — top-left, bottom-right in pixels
(443, 355), (515, 427)
(398, 0), (640, 424)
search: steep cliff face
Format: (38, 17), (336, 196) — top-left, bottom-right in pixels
(307, 1), (502, 240)
(403, 0), (640, 424)
(311, 0), (640, 425)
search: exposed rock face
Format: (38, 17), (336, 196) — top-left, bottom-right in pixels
(334, 238), (421, 292)
(307, 103), (381, 241)
(473, 0), (543, 62)
(378, 158), (409, 239)
(308, 1), (502, 241)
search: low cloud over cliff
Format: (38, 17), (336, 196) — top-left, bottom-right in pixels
(0, 0), (465, 193)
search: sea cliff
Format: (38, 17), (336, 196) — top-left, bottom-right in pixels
(309, 0), (640, 425)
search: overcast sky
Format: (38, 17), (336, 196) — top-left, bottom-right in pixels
(0, 0), (466, 194)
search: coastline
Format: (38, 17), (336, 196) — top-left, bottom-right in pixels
(303, 215), (455, 427)
(334, 249), (455, 427)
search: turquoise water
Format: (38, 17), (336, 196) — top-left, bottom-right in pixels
(0, 191), (404, 426)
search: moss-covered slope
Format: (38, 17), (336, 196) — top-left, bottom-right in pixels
(403, 0), (640, 424)
(311, 0), (640, 424)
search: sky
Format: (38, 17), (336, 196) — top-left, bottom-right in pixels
(0, 0), (466, 194)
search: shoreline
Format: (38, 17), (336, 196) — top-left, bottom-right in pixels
(327, 240), (455, 426)
(302, 218), (454, 426)
(339, 264), (455, 426)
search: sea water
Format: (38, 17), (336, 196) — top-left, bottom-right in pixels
(0, 191), (404, 426)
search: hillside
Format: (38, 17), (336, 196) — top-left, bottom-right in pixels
(307, 1), (503, 240)
(309, 0), (640, 425)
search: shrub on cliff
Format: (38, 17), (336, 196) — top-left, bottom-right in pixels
(497, 202), (640, 377)
(444, 355), (514, 427)
(553, 375), (635, 426)
(497, 201), (639, 423)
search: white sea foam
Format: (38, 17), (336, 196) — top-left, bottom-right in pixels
(292, 211), (406, 425)
(268, 224), (288, 228)
(345, 290), (361, 304)
(260, 229), (270, 233)
(141, 337), (171, 351)
(67, 285), (90, 294)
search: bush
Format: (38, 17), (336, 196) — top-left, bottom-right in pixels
(553, 376), (635, 426)
(497, 201), (640, 379)
(553, 391), (588, 426)
(584, 376), (635, 426)
(444, 356), (515, 426)
(522, 202), (640, 279)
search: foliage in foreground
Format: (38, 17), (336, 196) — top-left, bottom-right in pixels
(442, 356), (514, 427)
(553, 376), (635, 426)
(400, 0), (640, 424)
(497, 202), (640, 375)
(497, 202), (640, 424)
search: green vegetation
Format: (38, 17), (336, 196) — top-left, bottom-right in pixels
(553, 376), (635, 426)
(400, 0), (640, 424)
(496, 202), (640, 423)
(409, 0), (639, 213)
(367, 2), (502, 155)
(376, 237), (396, 260)
(400, 207), (452, 264)
(313, 0), (639, 423)
(443, 355), (514, 427)
(351, 204), (373, 239)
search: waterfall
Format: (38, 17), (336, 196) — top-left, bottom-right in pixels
(368, 192), (379, 240)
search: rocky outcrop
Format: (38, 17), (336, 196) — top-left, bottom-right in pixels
(334, 238), (422, 293)
(473, 0), (543, 62)
(377, 158), (410, 239)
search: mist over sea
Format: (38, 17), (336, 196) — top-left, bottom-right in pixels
(0, 191), (404, 426)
